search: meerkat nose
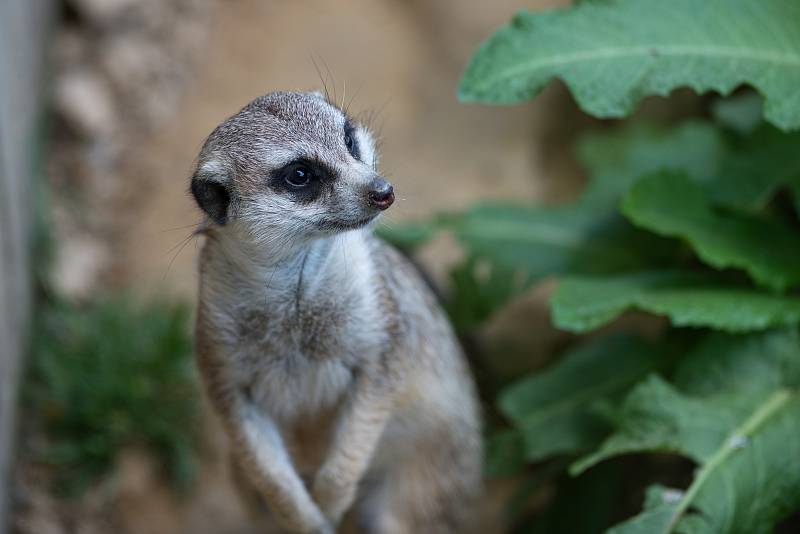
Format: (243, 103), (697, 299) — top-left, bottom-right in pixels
(367, 177), (395, 210)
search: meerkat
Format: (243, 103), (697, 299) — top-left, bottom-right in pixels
(190, 91), (482, 534)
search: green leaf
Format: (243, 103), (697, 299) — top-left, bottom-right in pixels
(574, 330), (800, 532)
(577, 121), (725, 210)
(573, 376), (760, 472)
(498, 334), (665, 462)
(445, 258), (527, 332)
(608, 510), (676, 534)
(574, 377), (800, 533)
(454, 203), (672, 280)
(551, 271), (800, 333)
(622, 171), (800, 291)
(578, 119), (800, 215)
(707, 125), (800, 212)
(485, 429), (527, 478)
(386, 121), (712, 331)
(392, 120), (800, 328)
(711, 92), (764, 135)
(674, 328), (800, 396)
(460, 0), (800, 131)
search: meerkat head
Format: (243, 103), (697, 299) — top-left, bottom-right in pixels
(190, 91), (392, 247)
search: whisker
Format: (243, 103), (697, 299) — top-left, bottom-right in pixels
(344, 82), (364, 117)
(165, 231), (196, 256)
(319, 55), (338, 105)
(163, 231), (199, 280)
(158, 221), (204, 234)
(310, 53), (331, 102)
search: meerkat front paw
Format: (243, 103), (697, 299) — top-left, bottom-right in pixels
(293, 514), (334, 534)
(313, 522), (335, 534)
(312, 469), (356, 526)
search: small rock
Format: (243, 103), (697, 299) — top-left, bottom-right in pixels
(68, 0), (139, 25)
(51, 234), (110, 299)
(53, 69), (116, 139)
(51, 27), (87, 67)
(14, 514), (66, 534)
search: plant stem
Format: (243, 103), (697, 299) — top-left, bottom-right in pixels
(666, 389), (793, 531)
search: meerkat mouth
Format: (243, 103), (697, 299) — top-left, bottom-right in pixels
(318, 214), (379, 233)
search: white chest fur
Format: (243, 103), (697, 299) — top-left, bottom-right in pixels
(204, 230), (386, 422)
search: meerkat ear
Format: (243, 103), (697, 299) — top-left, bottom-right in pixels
(191, 160), (232, 225)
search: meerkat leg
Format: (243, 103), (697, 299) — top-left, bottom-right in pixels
(228, 452), (267, 516)
(312, 374), (397, 527)
(228, 454), (289, 534)
(232, 400), (334, 534)
(197, 336), (332, 534)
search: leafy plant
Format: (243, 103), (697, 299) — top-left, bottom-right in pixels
(26, 296), (199, 495)
(459, 0), (800, 130)
(385, 1), (800, 532)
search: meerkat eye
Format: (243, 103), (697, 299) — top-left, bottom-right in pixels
(344, 121), (360, 160)
(285, 164), (313, 187)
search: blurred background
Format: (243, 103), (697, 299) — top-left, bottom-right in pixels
(0, 0), (586, 534)
(0, 1), (721, 533)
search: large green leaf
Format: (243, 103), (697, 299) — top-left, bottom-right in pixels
(605, 485), (682, 534)
(577, 121), (725, 210)
(575, 378), (800, 534)
(451, 121), (715, 278)
(622, 171), (800, 291)
(455, 121), (800, 284)
(388, 119), (800, 332)
(573, 376), (763, 472)
(551, 271), (800, 333)
(674, 328), (800, 396)
(454, 203), (670, 279)
(579, 120), (800, 215)
(573, 329), (800, 533)
(708, 125), (800, 213)
(460, 0), (800, 131)
(496, 334), (666, 463)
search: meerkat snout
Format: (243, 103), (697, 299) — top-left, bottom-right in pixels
(367, 176), (394, 210)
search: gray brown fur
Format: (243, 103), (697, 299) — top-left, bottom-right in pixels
(190, 91), (482, 534)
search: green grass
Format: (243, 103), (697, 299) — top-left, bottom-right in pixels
(25, 296), (200, 495)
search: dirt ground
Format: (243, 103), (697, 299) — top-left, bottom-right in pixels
(21, 1), (589, 533)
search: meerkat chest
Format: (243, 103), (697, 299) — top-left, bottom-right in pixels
(236, 288), (373, 360)
(226, 295), (376, 420)
(248, 352), (353, 424)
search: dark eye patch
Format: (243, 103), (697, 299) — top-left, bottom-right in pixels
(269, 158), (337, 203)
(344, 120), (360, 161)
